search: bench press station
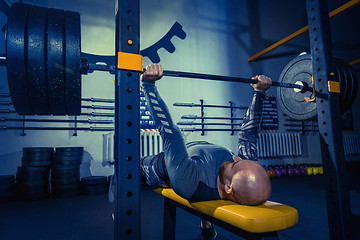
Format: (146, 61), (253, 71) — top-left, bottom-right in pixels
(154, 188), (298, 240)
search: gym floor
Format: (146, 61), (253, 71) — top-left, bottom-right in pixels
(0, 175), (359, 240)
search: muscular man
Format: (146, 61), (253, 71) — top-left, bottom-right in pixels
(140, 64), (272, 239)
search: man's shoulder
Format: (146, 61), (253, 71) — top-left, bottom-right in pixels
(185, 141), (214, 148)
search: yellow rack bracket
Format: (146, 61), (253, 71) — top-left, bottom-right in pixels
(117, 52), (143, 72)
(303, 75), (316, 102)
(328, 81), (340, 94)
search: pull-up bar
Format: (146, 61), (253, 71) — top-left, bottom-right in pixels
(248, 0), (360, 62)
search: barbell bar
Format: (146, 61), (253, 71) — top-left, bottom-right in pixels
(161, 69), (306, 91)
(3, 2), (357, 120)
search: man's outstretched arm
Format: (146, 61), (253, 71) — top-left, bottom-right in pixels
(142, 64), (199, 199)
(237, 75), (271, 160)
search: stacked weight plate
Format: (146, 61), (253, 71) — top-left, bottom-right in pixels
(6, 3), (81, 115)
(16, 147), (53, 201)
(51, 147), (83, 198)
(81, 176), (109, 195)
(0, 175), (16, 203)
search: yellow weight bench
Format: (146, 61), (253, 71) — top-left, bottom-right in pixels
(154, 188), (298, 240)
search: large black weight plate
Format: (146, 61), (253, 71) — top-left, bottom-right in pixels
(64, 11), (81, 115)
(23, 147), (54, 152)
(341, 62), (353, 113)
(22, 157), (52, 167)
(16, 174), (49, 183)
(23, 151), (53, 158)
(17, 166), (50, 175)
(17, 181), (49, 189)
(278, 53), (316, 120)
(335, 59), (352, 113)
(52, 156), (82, 166)
(348, 67), (358, 111)
(22, 148), (53, 166)
(0, 183), (15, 193)
(27, 6), (49, 114)
(51, 165), (80, 176)
(51, 174), (79, 185)
(7, 3), (82, 116)
(339, 60), (357, 113)
(81, 176), (108, 186)
(55, 147), (84, 153)
(6, 3), (33, 115)
(333, 59), (346, 108)
(55, 151), (83, 158)
(23, 147), (54, 156)
(47, 8), (66, 115)
(81, 186), (108, 195)
(0, 175), (15, 184)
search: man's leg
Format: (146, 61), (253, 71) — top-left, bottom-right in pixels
(140, 153), (170, 189)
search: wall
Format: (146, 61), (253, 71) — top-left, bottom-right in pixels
(0, 0), (359, 176)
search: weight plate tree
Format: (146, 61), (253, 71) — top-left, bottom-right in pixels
(6, 3), (81, 115)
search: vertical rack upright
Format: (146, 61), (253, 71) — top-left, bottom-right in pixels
(115, 0), (141, 239)
(306, 0), (351, 239)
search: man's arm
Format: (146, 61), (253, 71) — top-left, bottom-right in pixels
(237, 75), (271, 160)
(142, 64), (199, 199)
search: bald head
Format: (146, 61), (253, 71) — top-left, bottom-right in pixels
(218, 159), (271, 205)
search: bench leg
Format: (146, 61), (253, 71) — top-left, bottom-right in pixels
(163, 197), (176, 240)
(259, 231), (279, 240)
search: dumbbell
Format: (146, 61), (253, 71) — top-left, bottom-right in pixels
(299, 164), (307, 176)
(318, 164), (324, 175)
(274, 165), (282, 177)
(280, 165), (287, 177)
(306, 164), (313, 175)
(313, 164), (319, 175)
(293, 164), (301, 176)
(267, 165), (276, 178)
(286, 164), (295, 177)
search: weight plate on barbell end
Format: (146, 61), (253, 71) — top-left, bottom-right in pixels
(333, 59), (346, 108)
(348, 67), (358, 112)
(47, 8), (66, 115)
(341, 61), (354, 113)
(64, 11), (81, 115)
(277, 53), (317, 120)
(335, 59), (352, 113)
(27, 5), (49, 114)
(6, 3), (33, 115)
(339, 60), (357, 113)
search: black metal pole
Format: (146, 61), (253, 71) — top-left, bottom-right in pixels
(115, 0), (141, 239)
(181, 115), (243, 120)
(177, 122), (242, 126)
(0, 126), (114, 131)
(306, 0), (351, 239)
(0, 117), (113, 124)
(174, 102), (247, 109)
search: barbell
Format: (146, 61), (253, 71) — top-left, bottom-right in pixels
(2, 3), (358, 120)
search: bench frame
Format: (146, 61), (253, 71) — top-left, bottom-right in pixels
(163, 197), (280, 240)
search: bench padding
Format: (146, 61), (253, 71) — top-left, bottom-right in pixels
(154, 188), (298, 233)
